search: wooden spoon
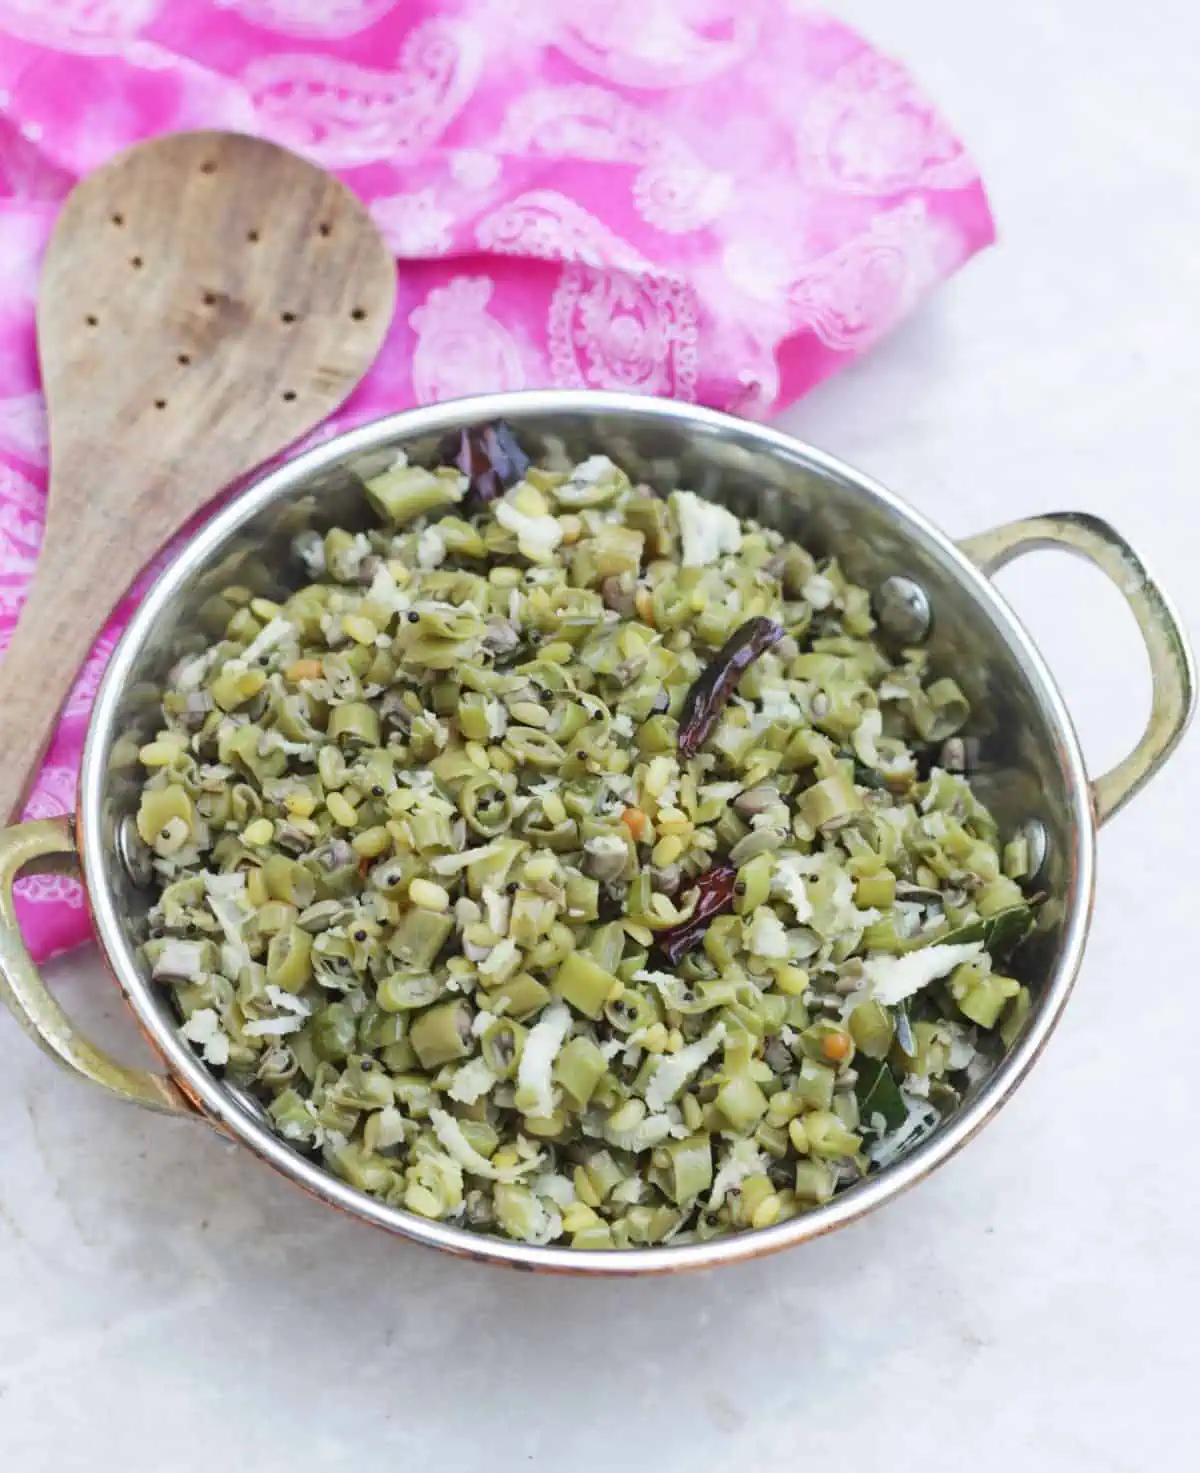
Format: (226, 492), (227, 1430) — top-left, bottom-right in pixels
(0, 130), (396, 823)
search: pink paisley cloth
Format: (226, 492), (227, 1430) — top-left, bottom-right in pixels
(0, 0), (993, 960)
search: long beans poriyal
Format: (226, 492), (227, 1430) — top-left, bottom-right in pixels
(135, 426), (1037, 1249)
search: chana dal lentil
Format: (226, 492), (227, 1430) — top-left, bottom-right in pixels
(137, 427), (1036, 1249)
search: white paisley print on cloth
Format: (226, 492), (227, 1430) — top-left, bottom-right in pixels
(448, 149), (501, 190)
(0, 124), (72, 201)
(63, 631), (118, 721)
(725, 334), (782, 420)
(497, 86), (732, 235)
(787, 201), (945, 353)
(632, 157), (732, 234)
(722, 237), (809, 307)
(212, 0), (398, 40)
(499, 84), (675, 164)
(409, 276), (526, 406)
(16, 768), (84, 910)
(244, 18), (482, 168)
(548, 266), (699, 399)
(799, 54), (977, 195)
(0, 210), (51, 310)
(0, 463), (43, 624)
(476, 191), (648, 271)
(0, 392), (48, 467)
(545, 0), (758, 90)
(0, 0), (161, 52)
(371, 189), (455, 257)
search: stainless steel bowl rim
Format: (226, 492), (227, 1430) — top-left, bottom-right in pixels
(80, 390), (1097, 1274)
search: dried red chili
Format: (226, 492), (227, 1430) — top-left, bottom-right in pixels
(655, 861), (738, 965)
(454, 420), (531, 513)
(678, 617), (784, 757)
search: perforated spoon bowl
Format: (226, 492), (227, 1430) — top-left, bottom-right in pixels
(0, 129), (396, 822)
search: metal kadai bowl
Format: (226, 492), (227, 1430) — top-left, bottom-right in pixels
(1, 391), (1193, 1275)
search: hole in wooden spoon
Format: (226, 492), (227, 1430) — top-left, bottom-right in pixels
(111, 213), (124, 227)
(350, 307), (366, 321)
(202, 291), (216, 306)
(247, 229), (260, 243)
(154, 399), (167, 410)
(318, 222), (332, 237)
(199, 160), (216, 175)
(85, 314), (99, 327)
(177, 352), (191, 366)
(281, 390), (297, 402)
(280, 311), (297, 325)
(131, 255), (144, 269)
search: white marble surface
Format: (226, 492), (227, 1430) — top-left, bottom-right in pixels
(3, 2), (1198, 1468)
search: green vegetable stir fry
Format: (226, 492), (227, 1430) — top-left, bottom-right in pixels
(136, 426), (1036, 1249)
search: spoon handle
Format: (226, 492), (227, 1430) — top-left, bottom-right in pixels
(0, 553), (120, 825)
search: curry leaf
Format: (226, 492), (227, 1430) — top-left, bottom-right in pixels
(855, 1055), (907, 1132)
(939, 902), (1036, 961)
